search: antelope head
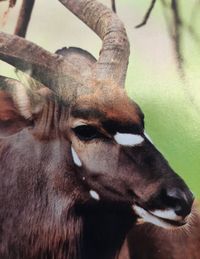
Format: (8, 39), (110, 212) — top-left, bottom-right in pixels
(0, 0), (193, 230)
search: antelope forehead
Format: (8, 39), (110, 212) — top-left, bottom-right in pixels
(114, 133), (144, 146)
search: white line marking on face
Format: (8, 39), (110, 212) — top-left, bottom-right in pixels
(114, 133), (144, 146)
(144, 132), (153, 143)
(150, 209), (182, 221)
(71, 146), (82, 167)
(72, 120), (88, 128)
(89, 190), (100, 200)
(132, 205), (176, 229)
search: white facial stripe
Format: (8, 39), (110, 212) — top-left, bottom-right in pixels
(72, 120), (88, 128)
(114, 133), (144, 146)
(150, 209), (182, 221)
(71, 147), (82, 167)
(144, 132), (153, 143)
(89, 190), (100, 200)
(132, 205), (176, 229)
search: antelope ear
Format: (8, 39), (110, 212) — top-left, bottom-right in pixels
(56, 47), (96, 78)
(0, 90), (31, 137)
(0, 76), (45, 137)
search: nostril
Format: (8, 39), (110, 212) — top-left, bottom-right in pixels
(167, 188), (187, 201)
(165, 188), (194, 217)
(174, 205), (186, 216)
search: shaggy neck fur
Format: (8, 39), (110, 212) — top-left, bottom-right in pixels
(0, 128), (134, 259)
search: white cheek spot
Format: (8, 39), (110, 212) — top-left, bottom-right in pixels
(144, 132), (153, 143)
(71, 146), (82, 167)
(89, 190), (100, 200)
(150, 209), (182, 221)
(114, 133), (144, 146)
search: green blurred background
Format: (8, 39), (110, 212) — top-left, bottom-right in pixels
(0, 0), (200, 197)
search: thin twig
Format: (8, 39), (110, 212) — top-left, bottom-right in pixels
(9, 0), (16, 7)
(161, 0), (200, 113)
(0, 0), (15, 5)
(1, 6), (10, 27)
(162, 0), (184, 78)
(171, 0), (184, 78)
(14, 0), (35, 37)
(135, 0), (157, 28)
(111, 0), (116, 13)
(0, 0), (16, 27)
(160, 0), (173, 36)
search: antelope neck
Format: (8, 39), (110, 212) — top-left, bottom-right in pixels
(77, 202), (135, 259)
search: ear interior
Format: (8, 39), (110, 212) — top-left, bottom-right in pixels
(0, 76), (55, 138)
(0, 90), (32, 137)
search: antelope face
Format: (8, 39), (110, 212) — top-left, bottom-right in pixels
(0, 0), (194, 232)
(68, 82), (194, 229)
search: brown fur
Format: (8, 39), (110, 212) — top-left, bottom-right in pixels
(0, 29), (195, 259)
(0, 1), (196, 258)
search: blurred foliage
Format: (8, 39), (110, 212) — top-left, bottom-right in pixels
(126, 0), (200, 197)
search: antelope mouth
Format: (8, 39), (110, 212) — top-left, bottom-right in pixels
(132, 204), (187, 229)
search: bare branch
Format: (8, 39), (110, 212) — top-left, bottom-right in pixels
(0, 0), (17, 7)
(59, 0), (130, 87)
(171, 0), (184, 78)
(0, 0), (19, 28)
(161, 0), (200, 113)
(9, 0), (16, 7)
(1, 8), (9, 27)
(135, 0), (157, 28)
(161, 0), (184, 78)
(160, 0), (173, 36)
(111, 0), (116, 13)
(14, 0), (35, 37)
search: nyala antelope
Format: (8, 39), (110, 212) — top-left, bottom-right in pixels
(0, 0), (195, 259)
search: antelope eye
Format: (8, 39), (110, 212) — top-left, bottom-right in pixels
(72, 125), (101, 141)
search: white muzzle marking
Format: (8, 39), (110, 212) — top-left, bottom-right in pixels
(132, 205), (186, 229)
(133, 205), (173, 229)
(150, 209), (182, 221)
(89, 190), (100, 200)
(114, 133), (144, 146)
(71, 146), (82, 167)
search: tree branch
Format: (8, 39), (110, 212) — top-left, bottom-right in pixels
(14, 0), (35, 37)
(135, 0), (157, 28)
(111, 0), (116, 13)
(9, 0), (16, 7)
(161, 0), (200, 113)
(171, 0), (184, 78)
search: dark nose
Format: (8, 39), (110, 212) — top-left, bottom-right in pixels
(163, 187), (194, 217)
